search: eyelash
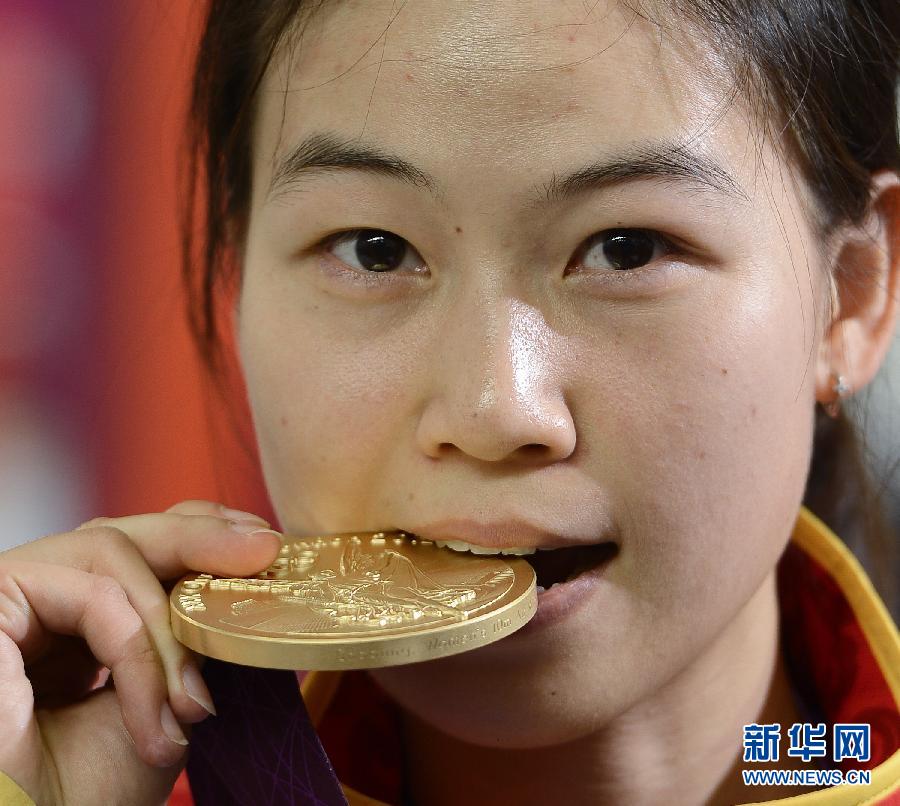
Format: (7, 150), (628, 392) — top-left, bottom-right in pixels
(315, 227), (682, 286)
(571, 229), (677, 279)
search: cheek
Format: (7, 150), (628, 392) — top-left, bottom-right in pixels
(584, 269), (816, 613)
(238, 282), (422, 531)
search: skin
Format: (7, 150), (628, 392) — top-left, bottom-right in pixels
(238, 1), (900, 804)
(0, 1), (896, 804)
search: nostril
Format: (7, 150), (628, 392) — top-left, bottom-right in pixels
(512, 443), (554, 463)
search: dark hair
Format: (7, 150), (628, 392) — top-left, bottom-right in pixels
(180, 0), (900, 612)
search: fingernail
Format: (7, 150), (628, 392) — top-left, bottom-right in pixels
(182, 664), (217, 716)
(220, 506), (269, 526)
(229, 522), (282, 538)
(160, 701), (189, 746)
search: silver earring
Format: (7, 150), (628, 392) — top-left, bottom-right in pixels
(824, 373), (850, 419)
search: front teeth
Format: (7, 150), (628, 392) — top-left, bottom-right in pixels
(432, 539), (537, 556)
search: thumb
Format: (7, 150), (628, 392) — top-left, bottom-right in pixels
(39, 688), (184, 805)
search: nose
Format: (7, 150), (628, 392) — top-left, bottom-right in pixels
(415, 295), (576, 465)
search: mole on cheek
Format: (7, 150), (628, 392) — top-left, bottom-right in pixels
(455, 226), (463, 234)
(721, 367), (728, 375)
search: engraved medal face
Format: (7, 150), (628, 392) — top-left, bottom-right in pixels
(170, 531), (537, 670)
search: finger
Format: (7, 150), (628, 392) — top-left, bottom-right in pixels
(85, 516), (282, 722)
(76, 512), (282, 580)
(46, 513), (281, 722)
(164, 499), (270, 527)
(41, 525), (217, 724)
(10, 512), (281, 724)
(1, 560), (188, 768)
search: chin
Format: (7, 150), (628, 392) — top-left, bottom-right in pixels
(367, 659), (611, 750)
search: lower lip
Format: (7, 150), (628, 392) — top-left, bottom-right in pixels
(513, 554), (615, 635)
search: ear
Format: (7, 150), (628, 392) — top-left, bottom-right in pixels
(815, 170), (900, 407)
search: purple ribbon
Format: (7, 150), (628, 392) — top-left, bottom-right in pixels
(186, 659), (348, 805)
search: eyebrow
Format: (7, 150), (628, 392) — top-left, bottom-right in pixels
(265, 131), (749, 206)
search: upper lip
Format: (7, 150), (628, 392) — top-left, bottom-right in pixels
(400, 518), (604, 550)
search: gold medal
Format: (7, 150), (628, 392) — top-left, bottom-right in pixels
(170, 530), (536, 670)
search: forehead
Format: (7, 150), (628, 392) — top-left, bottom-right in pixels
(252, 0), (758, 204)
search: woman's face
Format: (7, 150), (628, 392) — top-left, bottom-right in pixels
(238, 0), (830, 746)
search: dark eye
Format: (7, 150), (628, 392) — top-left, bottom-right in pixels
(579, 228), (669, 271)
(328, 229), (425, 273)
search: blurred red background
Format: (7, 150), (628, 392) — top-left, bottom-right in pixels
(0, 7), (268, 798)
(0, 0), (271, 550)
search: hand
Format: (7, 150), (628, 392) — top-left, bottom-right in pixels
(0, 500), (282, 806)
